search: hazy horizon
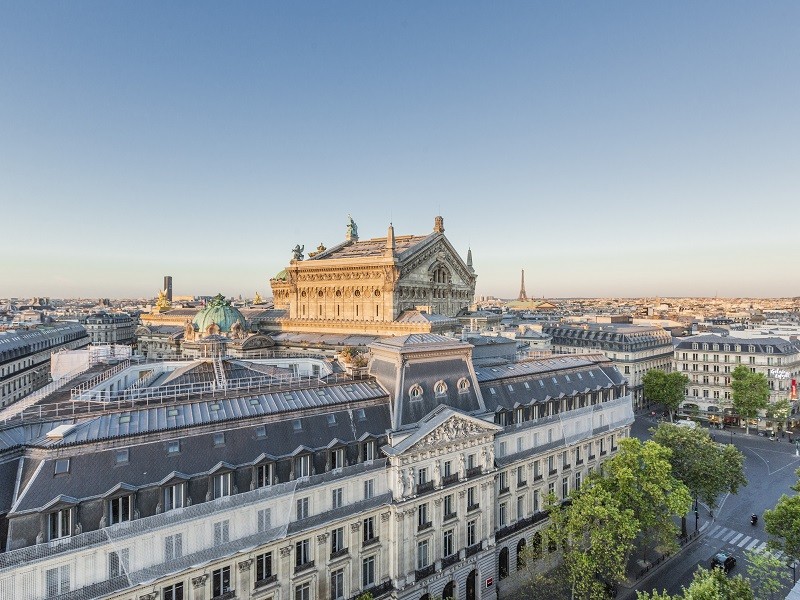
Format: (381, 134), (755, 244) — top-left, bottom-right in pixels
(2, 3), (798, 299)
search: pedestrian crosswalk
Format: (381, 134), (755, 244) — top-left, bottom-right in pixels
(701, 523), (791, 560)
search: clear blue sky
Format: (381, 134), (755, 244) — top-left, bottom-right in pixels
(1, 2), (798, 300)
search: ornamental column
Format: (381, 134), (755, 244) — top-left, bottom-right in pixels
(237, 559), (253, 598)
(191, 574), (208, 600)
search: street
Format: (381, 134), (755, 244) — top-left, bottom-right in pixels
(630, 415), (800, 597)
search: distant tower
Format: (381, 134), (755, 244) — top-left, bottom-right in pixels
(164, 276), (173, 302)
(518, 269), (528, 301)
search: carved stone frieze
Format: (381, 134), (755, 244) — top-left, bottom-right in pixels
(191, 575), (208, 588)
(317, 533), (330, 544)
(280, 545), (292, 557)
(238, 559), (253, 572)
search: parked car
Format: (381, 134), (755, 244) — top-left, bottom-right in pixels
(711, 552), (736, 573)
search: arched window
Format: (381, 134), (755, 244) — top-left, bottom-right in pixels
(434, 381), (447, 396)
(499, 547), (509, 579)
(409, 384), (423, 400)
(517, 538), (527, 569)
(457, 378), (470, 393)
(442, 581), (455, 600)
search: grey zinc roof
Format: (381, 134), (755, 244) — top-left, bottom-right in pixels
(308, 234), (431, 260)
(675, 334), (800, 354)
(42, 381), (387, 446)
(478, 364), (619, 412)
(371, 333), (466, 350)
(472, 356), (599, 383)
(12, 405), (392, 513)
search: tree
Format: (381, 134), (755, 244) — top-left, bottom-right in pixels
(764, 468), (800, 563)
(637, 566), (754, 599)
(766, 398), (792, 432)
(599, 438), (692, 561)
(731, 365), (770, 435)
(643, 370), (689, 422)
(651, 423), (746, 535)
(745, 549), (785, 600)
(546, 478), (638, 599)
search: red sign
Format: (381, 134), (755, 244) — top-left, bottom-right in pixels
(792, 379), (797, 400)
(485, 578), (494, 588)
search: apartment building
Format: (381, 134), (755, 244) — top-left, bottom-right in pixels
(675, 334), (800, 429)
(540, 323), (673, 409)
(0, 335), (633, 600)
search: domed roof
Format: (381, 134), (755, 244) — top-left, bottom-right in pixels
(192, 294), (247, 334)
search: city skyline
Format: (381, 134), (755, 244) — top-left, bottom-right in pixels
(2, 3), (798, 299)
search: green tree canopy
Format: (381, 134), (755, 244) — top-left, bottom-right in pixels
(764, 468), (800, 562)
(546, 478), (638, 599)
(651, 424), (746, 526)
(643, 370), (689, 422)
(731, 365), (770, 434)
(596, 438), (692, 560)
(637, 566), (754, 600)
(745, 549), (785, 600)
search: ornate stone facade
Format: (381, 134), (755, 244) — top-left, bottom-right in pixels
(270, 217), (476, 336)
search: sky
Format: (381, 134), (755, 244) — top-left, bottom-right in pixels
(1, 2), (798, 300)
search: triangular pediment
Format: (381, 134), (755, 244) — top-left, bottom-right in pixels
(387, 408), (500, 455)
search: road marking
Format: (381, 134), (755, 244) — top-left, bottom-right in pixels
(730, 533), (744, 544)
(736, 535), (751, 548)
(755, 542), (768, 552)
(745, 538), (760, 550)
(709, 525), (723, 537)
(722, 530), (736, 542)
(700, 522), (710, 533)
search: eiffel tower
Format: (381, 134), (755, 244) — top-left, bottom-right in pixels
(518, 269), (528, 301)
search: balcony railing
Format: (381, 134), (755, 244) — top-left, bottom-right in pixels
(416, 481), (435, 494)
(466, 466), (483, 479)
(362, 536), (380, 548)
(416, 564), (436, 580)
(562, 464), (571, 471)
(495, 511), (550, 542)
(295, 560), (315, 574)
(467, 503), (480, 512)
(442, 473), (460, 487)
(254, 575), (277, 589)
(576, 459), (584, 466)
(588, 454), (596, 460)
(600, 450), (607, 456)
(548, 469), (558, 476)
(443, 512), (457, 522)
(211, 592), (236, 600)
(465, 543), (482, 558)
(349, 580), (392, 600)
(418, 521), (432, 532)
(330, 548), (349, 560)
(499, 486), (510, 495)
(533, 474), (543, 482)
(442, 553), (460, 569)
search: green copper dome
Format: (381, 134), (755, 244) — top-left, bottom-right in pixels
(192, 293), (247, 334)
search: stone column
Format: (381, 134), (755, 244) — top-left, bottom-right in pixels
(237, 559), (253, 597)
(380, 511), (391, 583)
(191, 574), (208, 600)
(317, 533), (330, 600)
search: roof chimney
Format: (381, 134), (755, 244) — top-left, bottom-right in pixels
(433, 215), (445, 233)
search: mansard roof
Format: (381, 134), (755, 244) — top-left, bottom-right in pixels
(308, 234), (431, 261)
(476, 357), (625, 412)
(674, 334), (800, 354)
(10, 403), (392, 514)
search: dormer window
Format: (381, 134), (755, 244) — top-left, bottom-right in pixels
(108, 495), (133, 525)
(255, 463), (273, 487)
(409, 384), (423, 400)
(364, 440), (376, 462)
(434, 381), (448, 397)
(54, 459), (70, 475)
(49, 507), (72, 540)
(212, 472), (232, 499)
(330, 447), (346, 470)
(295, 454), (312, 479)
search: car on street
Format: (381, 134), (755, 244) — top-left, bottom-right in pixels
(711, 552), (736, 573)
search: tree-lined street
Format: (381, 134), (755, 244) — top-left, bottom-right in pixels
(629, 414), (800, 598)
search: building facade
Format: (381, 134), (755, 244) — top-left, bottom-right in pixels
(0, 323), (90, 408)
(540, 323), (674, 409)
(270, 217), (476, 336)
(674, 334), (800, 429)
(79, 312), (136, 345)
(0, 336), (632, 600)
